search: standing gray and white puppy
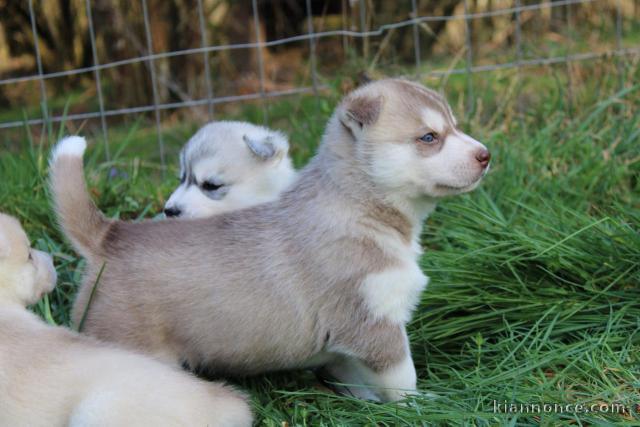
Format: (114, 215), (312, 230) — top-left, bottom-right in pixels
(50, 79), (490, 402)
(164, 121), (297, 218)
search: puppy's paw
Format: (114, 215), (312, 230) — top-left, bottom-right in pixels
(51, 136), (87, 162)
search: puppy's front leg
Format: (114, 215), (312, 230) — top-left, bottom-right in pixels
(366, 349), (417, 402)
(319, 355), (384, 401)
(324, 326), (418, 402)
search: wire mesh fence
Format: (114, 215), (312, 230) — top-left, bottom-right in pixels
(0, 0), (637, 168)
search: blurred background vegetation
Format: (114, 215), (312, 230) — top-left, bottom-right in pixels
(0, 0), (638, 151)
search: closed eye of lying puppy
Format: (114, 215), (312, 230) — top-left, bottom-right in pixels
(50, 78), (491, 402)
(0, 213), (252, 427)
(164, 121), (297, 219)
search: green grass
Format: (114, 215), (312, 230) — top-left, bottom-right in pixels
(0, 58), (639, 425)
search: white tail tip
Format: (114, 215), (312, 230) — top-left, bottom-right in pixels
(51, 136), (87, 162)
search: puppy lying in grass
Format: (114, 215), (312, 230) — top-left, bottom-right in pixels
(0, 213), (252, 427)
(51, 78), (490, 402)
(164, 121), (296, 218)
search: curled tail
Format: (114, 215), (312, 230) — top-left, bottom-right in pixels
(49, 136), (112, 260)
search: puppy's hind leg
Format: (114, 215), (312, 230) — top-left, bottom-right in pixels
(325, 325), (419, 402)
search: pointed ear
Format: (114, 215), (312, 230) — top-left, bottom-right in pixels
(243, 132), (289, 161)
(339, 94), (383, 137)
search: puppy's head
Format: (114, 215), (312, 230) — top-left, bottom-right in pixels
(164, 121), (295, 218)
(0, 214), (57, 307)
(336, 79), (490, 199)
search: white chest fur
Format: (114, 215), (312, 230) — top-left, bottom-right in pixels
(359, 259), (429, 325)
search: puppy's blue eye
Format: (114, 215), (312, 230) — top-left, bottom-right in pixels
(419, 132), (437, 143)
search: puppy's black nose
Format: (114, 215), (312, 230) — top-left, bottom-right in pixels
(164, 207), (182, 217)
(475, 149), (491, 168)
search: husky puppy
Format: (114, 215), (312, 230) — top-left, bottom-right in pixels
(0, 213), (252, 427)
(51, 79), (490, 402)
(164, 121), (297, 218)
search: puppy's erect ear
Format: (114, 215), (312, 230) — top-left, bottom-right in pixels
(339, 94), (383, 138)
(243, 133), (289, 162)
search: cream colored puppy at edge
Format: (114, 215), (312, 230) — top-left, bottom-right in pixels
(0, 214), (252, 427)
(51, 78), (491, 402)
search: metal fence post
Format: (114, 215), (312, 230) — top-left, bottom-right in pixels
(141, 0), (166, 170)
(27, 0), (49, 139)
(463, 0), (474, 117)
(85, 0), (110, 160)
(251, 0), (269, 124)
(615, 0), (624, 90)
(197, 0), (215, 121)
(411, 0), (422, 77)
(515, 0), (524, 121)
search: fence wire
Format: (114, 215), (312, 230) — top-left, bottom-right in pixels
(0, 0), (636, 169)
